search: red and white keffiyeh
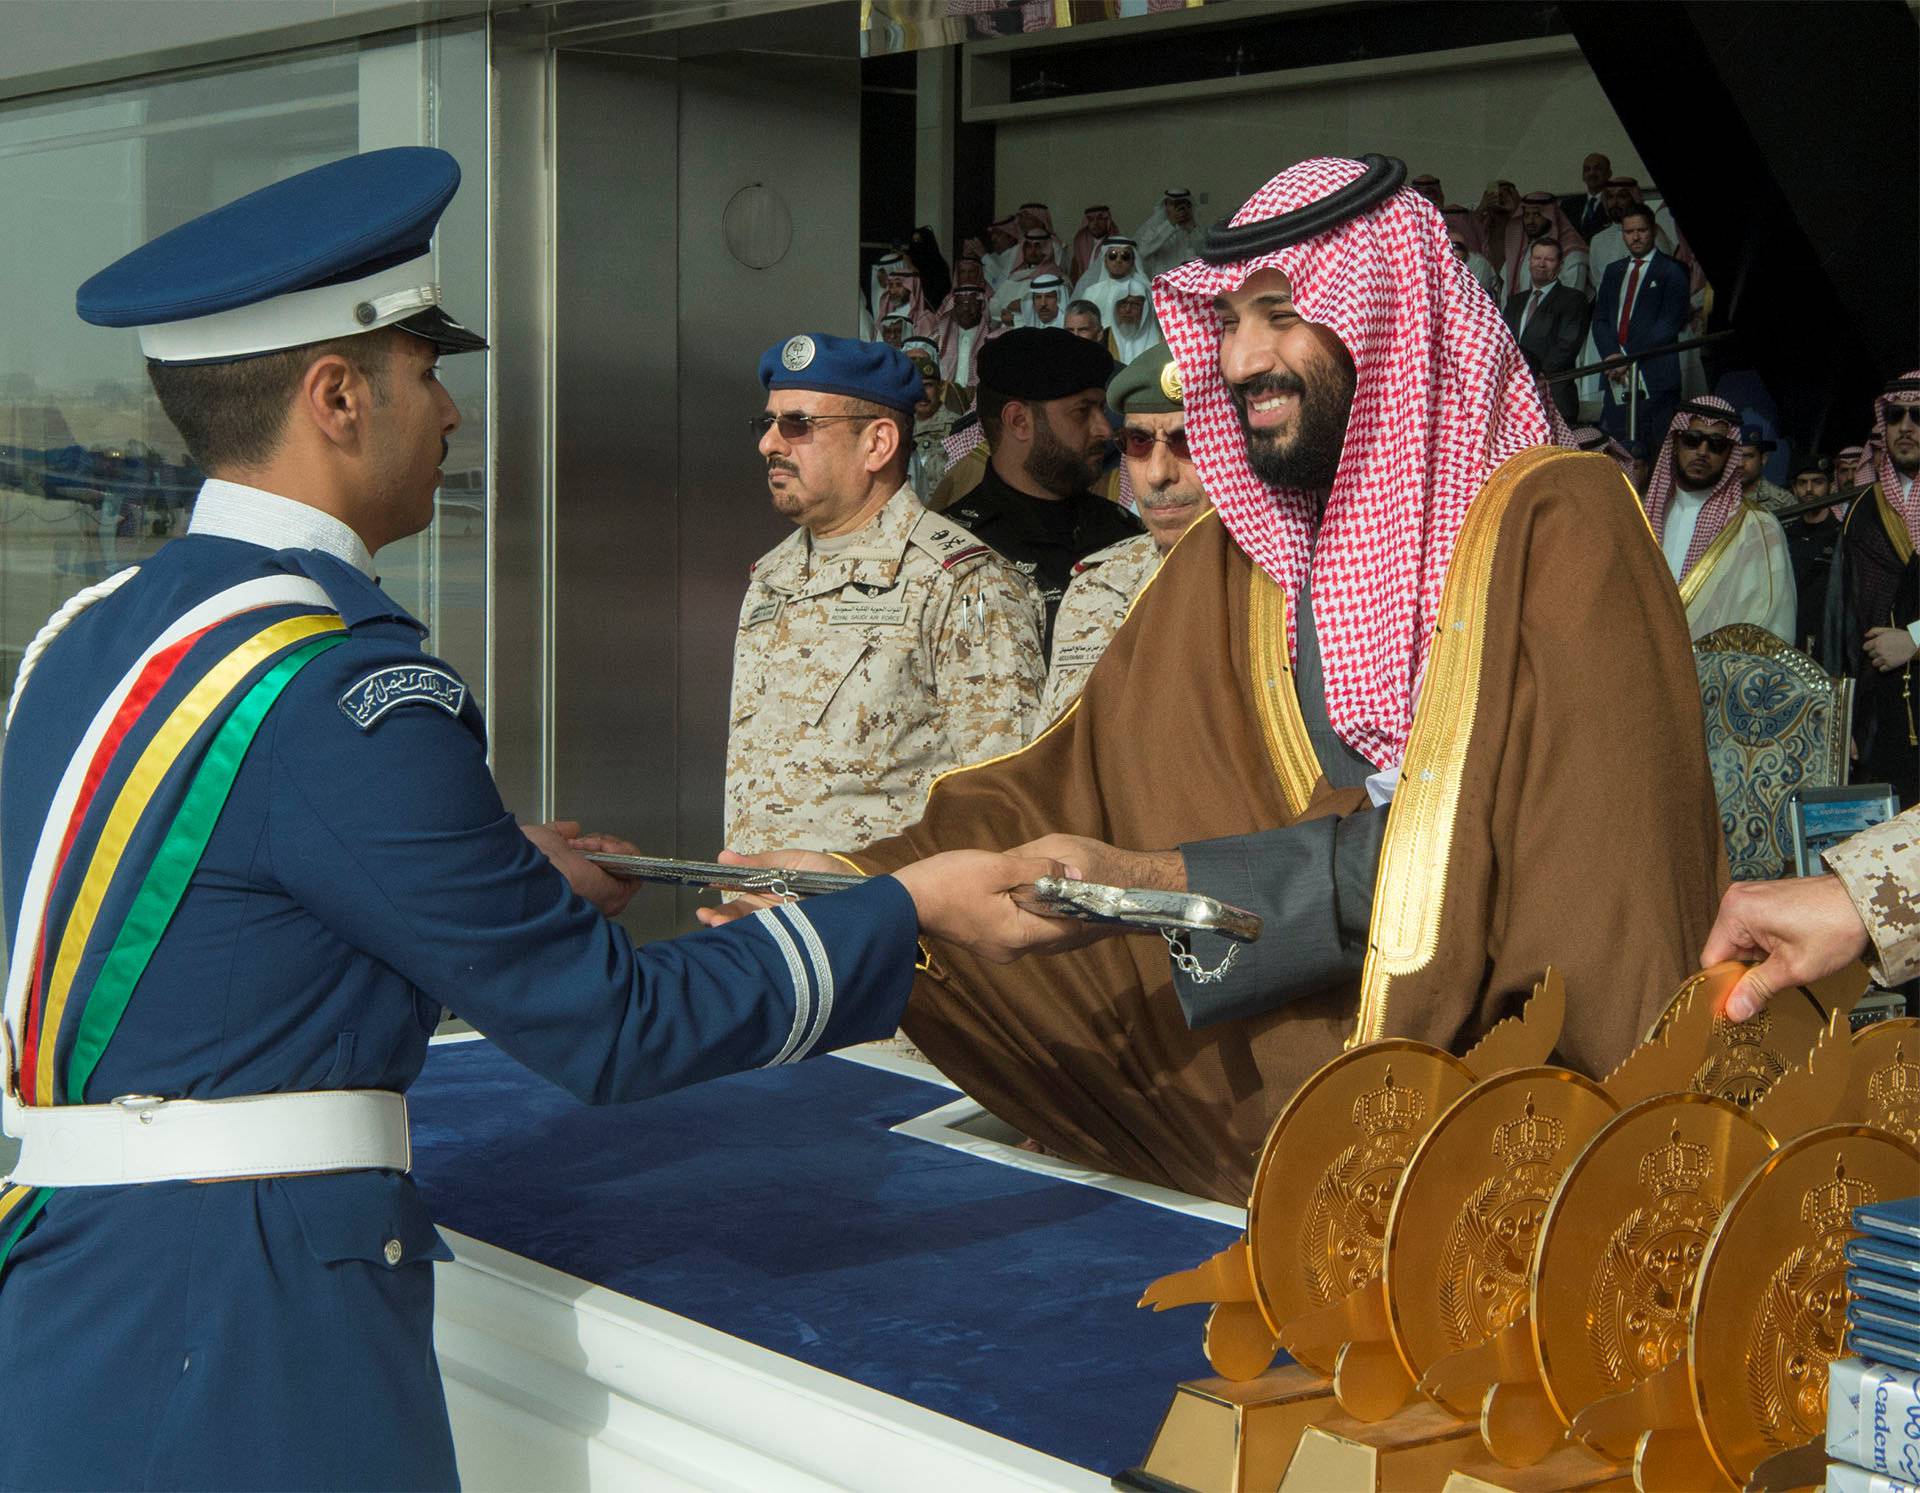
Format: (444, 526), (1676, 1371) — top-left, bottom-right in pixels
(1152, 156), (1553, 768)
(1871, 370), (1920, 535)
(1639, 395), (1745, 579)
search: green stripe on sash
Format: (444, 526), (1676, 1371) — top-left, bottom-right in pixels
(62, 634), (348, 1105)
(0, 1187), (52, 1279)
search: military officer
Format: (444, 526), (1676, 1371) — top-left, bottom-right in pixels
(945, 328), (1140, 650)
(727, 334), (1045, 854)
(0, 149), (1063, 1492)
(1039, 345), (1211, 719)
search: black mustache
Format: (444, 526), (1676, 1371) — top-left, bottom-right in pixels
(1231, 372), (1306, 405)
(767, 460), (800, 476)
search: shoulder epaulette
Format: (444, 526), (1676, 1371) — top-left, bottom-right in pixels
(908, 510), (997, 573)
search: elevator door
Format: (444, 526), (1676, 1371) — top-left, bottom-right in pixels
(549, 37), (861, 943)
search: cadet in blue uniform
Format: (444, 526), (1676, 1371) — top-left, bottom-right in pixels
(0, 148), (1062, 1492)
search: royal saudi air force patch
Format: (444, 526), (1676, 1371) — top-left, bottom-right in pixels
(338, 664), (467, 731)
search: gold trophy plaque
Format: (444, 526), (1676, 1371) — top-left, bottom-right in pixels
(1379, 1068), (1620, 1408)
(1529, 1092), (1773, 1434)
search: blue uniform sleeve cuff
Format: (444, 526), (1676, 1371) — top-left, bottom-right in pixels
(748, 875), (919, 1064)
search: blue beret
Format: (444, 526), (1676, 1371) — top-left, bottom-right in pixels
(76, 147), (485, 364)
(759, 333), (922, 415)
(1737, 423), (1776, 451)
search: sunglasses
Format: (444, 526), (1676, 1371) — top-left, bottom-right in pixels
(1118, 427), (1191, 460)
(750, 412), (874, 439)
(1674, 432), (1733, 455)
(1886, 406), (1920, 427)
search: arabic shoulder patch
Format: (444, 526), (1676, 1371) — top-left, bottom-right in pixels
(339, 664), (467, 731)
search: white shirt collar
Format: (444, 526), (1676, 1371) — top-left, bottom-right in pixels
(187, 479), (376, 578)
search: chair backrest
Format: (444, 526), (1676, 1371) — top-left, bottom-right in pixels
(1695, 624), (1855, 880)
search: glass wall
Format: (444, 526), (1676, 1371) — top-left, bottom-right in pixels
(0, 21), (490, 706)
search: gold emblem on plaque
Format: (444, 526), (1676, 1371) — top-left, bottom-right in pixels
(1437, 1093), (1568, 1352)
(1844, 1017), (1920, 1143)
(1590, 1122), (1718, 1383)
(1746, 1153), (1875, 1450)
(1691, 1011), (1791, 1104)
(1684, 1124), (1920, 1486)
(1304, 1065), (1428, 1307)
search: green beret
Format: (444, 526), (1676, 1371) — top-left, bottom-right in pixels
(1106, 343), (1183, 414)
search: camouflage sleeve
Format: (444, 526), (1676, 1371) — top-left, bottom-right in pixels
(929, 559), (1046, 757)
(1038, 576), (1111, 724)
(1822, 805), (1920, 986)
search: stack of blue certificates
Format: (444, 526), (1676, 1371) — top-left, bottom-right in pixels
(1825, 1196), (1920, 1493)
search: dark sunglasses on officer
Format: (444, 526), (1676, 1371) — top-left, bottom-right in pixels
(1117, 426), (1191, 460)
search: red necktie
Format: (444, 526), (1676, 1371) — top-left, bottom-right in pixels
(1616, 258), (1644, 344)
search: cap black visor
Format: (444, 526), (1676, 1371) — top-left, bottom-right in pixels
(397, 305), (488, 355)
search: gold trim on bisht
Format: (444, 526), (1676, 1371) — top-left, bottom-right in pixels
(1874, 483), (1915, 566)
(1351, 446), (1557, 1046)
(1248, 568), (1323, 819)
(1677, 500), (1757, 610)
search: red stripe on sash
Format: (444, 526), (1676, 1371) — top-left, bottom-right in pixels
(18, 625), (215, 1103)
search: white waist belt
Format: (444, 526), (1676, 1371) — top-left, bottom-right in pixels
(3, 1090), (410, 1187)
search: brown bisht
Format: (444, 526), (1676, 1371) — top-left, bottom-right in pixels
(846, 448), (1727, 1205)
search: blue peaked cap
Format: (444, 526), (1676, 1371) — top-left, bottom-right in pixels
(76, 146), (485, 363)
(759, 333), (923, 415)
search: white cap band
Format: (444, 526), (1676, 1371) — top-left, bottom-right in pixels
(138, 254), (441, 363)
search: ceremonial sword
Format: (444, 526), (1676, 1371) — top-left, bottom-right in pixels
(582, 853), (1263, 944)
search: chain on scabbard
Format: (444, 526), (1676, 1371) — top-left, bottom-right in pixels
(1162, 929), (1238, 984)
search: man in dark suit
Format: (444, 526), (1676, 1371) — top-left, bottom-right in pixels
(1558, 152), (1612, 243)
(1503, 238), (1589, 423)
(1590, 203), (1690, 444)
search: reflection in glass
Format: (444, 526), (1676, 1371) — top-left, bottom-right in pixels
(0, 27), (489, 717)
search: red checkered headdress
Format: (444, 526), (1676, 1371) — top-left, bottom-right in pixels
(1872, 370), (1920, 535)
(1640, 396), (1745, 579)
(1153, 156), (1552, 768)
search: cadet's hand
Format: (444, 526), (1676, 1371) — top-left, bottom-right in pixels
(893, 849), (1085, 964)
(521, 819), (638, 920)
(1864, 626), (1918, 672)
(1699, 875), (1870, 1021)
(1010, 833), (1187, 893)
(693, 847), (845, 927)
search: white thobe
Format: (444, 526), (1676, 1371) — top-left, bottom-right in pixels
(1132, 209), (1205, 277)
(1670, 499), (1797, 644)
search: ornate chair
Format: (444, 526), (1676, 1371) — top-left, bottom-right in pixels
(1695, 624), (1855, 881)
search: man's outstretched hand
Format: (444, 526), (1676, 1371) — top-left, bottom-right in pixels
(1700, 875), (1871, 1021)
(696, 846), (1114, 964)
(522, 820), (639, 919)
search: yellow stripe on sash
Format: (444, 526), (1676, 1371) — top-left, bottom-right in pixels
(33, 613), (344, 1102)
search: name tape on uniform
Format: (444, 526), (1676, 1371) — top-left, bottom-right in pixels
(744, 598), (781, 629)
(827, 592), (910, 627)
(338, 665), (467, 731)
(1052, 641), (1108, 670)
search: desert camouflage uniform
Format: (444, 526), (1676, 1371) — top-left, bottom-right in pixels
(1824, 804), (1920, 985)
(725, 486), (1045, 853)
(1037, 531), (1162, 722)
(1746, 477), (1796, 516)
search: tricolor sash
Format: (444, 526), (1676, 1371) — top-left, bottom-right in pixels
(0, 577), (348, 1276)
